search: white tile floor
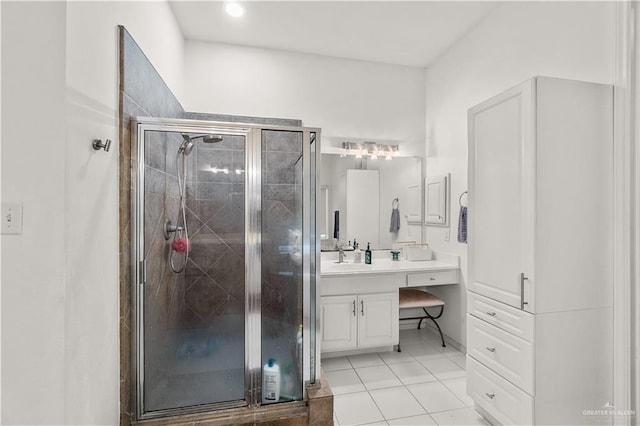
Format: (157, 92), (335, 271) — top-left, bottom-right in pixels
(322, 328), (489, 426)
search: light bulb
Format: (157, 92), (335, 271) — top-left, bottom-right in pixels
(224, 1), (246, 17)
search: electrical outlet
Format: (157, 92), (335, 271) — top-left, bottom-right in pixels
(444, 229), (450, 241)
(2, 202), (23, 235)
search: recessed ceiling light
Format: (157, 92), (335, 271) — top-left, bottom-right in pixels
(224, 1), (246, 18)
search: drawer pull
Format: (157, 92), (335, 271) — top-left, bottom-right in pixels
(486, 347), (496, 353)
(485, 393), (496, 400)
(486, 311), (496, 317)
(430, 277), (436, 280)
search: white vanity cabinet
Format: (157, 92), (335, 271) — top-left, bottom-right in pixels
(321, 292), (398, 352)
(467, 77), (613, 425)
(320, 254), (460, 356)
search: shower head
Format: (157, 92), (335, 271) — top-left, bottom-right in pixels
(183, 134), (224, 143)
(201, 134), (224, 144)
(179, 134), (224, 156)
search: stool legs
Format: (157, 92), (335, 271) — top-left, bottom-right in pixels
(417, 305), (446, 347)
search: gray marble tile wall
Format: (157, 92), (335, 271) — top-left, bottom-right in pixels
(261, 130), (304, 368)
(119, 25), (186, 425)
(181, 135), (246, 326)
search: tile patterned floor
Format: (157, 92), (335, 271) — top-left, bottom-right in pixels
(322, 328), (489, 426)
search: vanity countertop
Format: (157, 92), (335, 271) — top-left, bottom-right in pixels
(320, 258), (459, 277)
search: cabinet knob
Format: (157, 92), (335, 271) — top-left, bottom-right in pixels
(486, 347), (496, 353)
(486, 393), (495, 399)
(486, 311), (496, 317)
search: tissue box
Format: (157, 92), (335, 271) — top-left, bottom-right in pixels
(406, 244), (432, 261)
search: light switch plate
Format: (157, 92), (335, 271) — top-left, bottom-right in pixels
(2, 202), (23, 235)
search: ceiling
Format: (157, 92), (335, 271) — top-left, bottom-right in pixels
(169, 1), (500, 68)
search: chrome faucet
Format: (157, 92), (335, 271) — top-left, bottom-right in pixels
(338, 248), (345, 263)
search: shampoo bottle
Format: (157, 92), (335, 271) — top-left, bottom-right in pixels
(263, 358), (281, 402)
(365, 243), (372, 265)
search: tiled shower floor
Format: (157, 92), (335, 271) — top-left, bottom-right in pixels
(322, 328), (489, 426)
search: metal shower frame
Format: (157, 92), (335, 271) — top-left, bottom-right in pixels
(131, 117), (321, 421)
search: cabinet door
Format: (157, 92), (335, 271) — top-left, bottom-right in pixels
(468, 80), (535, 311)
(357, 292), (399, 348)
(321, 295), (357, 352)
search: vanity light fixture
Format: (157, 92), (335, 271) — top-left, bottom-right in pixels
(224, 0), (246, 17)
(210, 166), (230, 174)
(342, 141), (399, 160)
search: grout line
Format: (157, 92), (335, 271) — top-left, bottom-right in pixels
(330, 332), (472, 425)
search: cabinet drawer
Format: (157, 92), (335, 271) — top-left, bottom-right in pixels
(467, 356), (533, 426)
(468, 291), (534, 342)
(467, 314), (534, 395)
(407, 270), (458, 287)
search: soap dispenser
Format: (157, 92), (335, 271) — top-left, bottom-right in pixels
(354, 243), (362, 263)
(365, 243), (372, 265)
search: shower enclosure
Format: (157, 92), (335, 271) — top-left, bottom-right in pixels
(131, 117), (319, 419)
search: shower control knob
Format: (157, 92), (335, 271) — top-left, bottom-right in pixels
(92, 139), (111, 152)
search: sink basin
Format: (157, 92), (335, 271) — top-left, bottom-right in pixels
(323, 262), (368, 271)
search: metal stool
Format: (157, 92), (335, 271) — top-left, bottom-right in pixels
(398, 288), (446, 351)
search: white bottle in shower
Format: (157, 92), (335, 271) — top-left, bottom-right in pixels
(263, 358), (281, 403)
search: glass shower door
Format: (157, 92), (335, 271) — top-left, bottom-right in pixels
(132, 118), (320, 420)
(137, 127), (248, 414)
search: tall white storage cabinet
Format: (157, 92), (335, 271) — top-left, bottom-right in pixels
(467, 77), (613, 425)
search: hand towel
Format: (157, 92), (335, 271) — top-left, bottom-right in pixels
(457, 206), (467, 244)
(390, 208), (401, 233)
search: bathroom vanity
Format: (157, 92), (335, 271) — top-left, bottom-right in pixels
(320, 251), (459, 355)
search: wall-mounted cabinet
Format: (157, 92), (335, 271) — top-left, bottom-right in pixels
(406, 184), (422, 224)
(425, 174), (449, 226)
(345, 169), (380, 246)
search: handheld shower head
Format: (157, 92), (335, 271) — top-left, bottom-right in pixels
(178, 136), (195, 156)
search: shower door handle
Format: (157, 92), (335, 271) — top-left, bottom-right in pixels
(139, 259), (147, 285)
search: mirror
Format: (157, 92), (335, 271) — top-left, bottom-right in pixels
(425, 174), (450, 226)
(320, 154), (424, 250)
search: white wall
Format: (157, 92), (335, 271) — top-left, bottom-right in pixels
(183, 41), (426, 156)
(423, 1), (615, 345)
(1, 1), (184, 424)
(2, 4), (67, 422)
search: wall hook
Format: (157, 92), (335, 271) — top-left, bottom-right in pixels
(92, 139), (111, 152)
